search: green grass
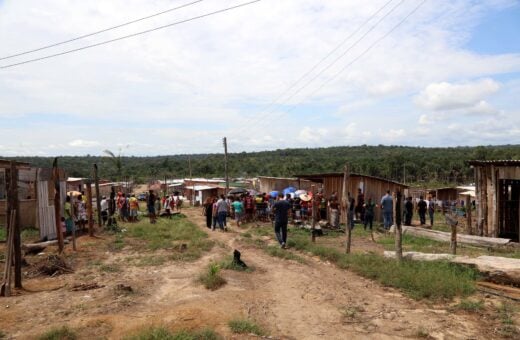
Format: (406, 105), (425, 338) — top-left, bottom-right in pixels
(228, 319), (265, 336)
(21, 227), (40, 241)
(198, 263), (226, 290)
(125, 216), (209, 250)
(265, 245), (307, 264)
(125, 326), (220, 340)
(287, 231), (478, 300)
(0, 330), (6, 340)
(38, 326), (77, 340)
(0, 227), (6, 241)
(452, 299), (484, 313)
(135, 255), (167, 267)
(497, 302), (519, 338)
(99, 263), (122, 273)
(219, 256), (254, 272)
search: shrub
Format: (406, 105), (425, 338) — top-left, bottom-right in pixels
(228, 319), (265, 336)
(198, 263), (226, 290)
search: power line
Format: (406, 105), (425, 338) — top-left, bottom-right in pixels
(226, 0), (405, 147)
(228, 0), (427, 153)
(0, 0), (263, 69)
(0, 0), (206, 61)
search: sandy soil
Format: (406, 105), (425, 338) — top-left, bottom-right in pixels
(0, 209), (518, 339)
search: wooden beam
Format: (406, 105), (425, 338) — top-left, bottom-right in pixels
(86, 179), (94, 237)
(395, 190), (403, 261)
(9, 162), (22, 288)
(52, 158), (64, 253)
(93, 164), (102, 228)
(343, 164), (351, 254)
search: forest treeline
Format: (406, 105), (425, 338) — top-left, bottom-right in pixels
(4, 145), (519, 187)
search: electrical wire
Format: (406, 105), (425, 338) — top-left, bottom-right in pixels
(228, 0), (427, 153)
(0, 0), (263, 69)
(226, 0), (405, 147)
(0, 0), (206, 61)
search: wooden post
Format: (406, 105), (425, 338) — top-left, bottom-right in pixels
(86, 179), (94, 237)
(395, 190), (403, 261)
(343, 165), (351, 254)
(465, 195), (472, 235)
(223, 137), (229, 195)
(311, 184), (316, 243)
(446, 214), (458, 255)
(94, 164), (102, 228)
(52, 158), (64, 254)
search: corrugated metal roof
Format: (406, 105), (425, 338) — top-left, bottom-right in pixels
(468, 160), (520, 166)
(294, 172), (408, 187)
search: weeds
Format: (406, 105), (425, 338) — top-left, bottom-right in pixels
(198, 263), (226, 290)
(125, 326), (220, 340)
(228, 319), (265, 336)
(265, 245), (307, 263)
(38, 326), (77, 340)
(452, 299), (484, 313)
(219, 256), (254, 272)
(288, 231), (477, 300)
(497, 302), (519, 338)
(99, 263), (121, 273)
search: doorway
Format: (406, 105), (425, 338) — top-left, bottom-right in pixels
(499, 179), (520, 241)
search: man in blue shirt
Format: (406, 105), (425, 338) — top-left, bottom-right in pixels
(380, 190), (393, 230)
(272, 194), (292, 248)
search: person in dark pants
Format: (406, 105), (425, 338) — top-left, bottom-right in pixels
(404, 196), (413, 226)
(363, 197), (376, 230)
(428, 199), (435, 226)
(272, 194), (292, 249)
(417, 196), (427, 225)
(202, 197), (213, 229)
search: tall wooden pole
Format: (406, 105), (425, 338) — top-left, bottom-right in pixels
(395, 190), (403, 261)
(94, 164), (102, 228)
(311, 184), (316, 243)
(8, 162), (22, 288)
(223, 137), (229, 195)
(86, 179), (94, 237)
(188, 156), (194, 205)
(465, 195), (472, 235)
(343, 164), (351, 254)
(52, 158), (64, 254)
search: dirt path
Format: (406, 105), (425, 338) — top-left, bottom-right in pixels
(0, 209), (513, 339)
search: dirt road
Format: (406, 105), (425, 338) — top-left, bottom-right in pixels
(0, 209), (511, 339)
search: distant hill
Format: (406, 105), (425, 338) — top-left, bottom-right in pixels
(3, 144), (519, 187)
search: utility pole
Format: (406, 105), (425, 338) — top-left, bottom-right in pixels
(223, 137), (229, 195)
(52, 158), (64, 254)
(188, 156), (194, 206)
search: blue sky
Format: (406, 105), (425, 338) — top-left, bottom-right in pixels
(0, 0), (519, 156)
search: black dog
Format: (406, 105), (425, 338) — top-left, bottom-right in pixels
(233, 249), (248, 268)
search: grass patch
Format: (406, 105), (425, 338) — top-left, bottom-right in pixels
(219, 256), (254, 272)
(198, 263), (226, 290)
(228, 319), (265, 336)
(21, 227), (40, 241)
(497, 302), (519, 338)
(265, 245), (307, 264)
(38, 326), (77, 340)
(99, 263), (121, 273)
(0, 227), (6, 241)
(452, 299), (484, 313)
(0, 331), (6, 340)
(251, 227), (271, 237)
(288, 230), (477, 300)
(136, 255), (166, 267)
(125, 326), (220, 340)
(124, 217), (209, 251)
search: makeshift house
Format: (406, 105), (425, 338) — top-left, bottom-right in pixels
(256, 176), (315, 194)
(469, 160), (520, 241)
(295, 172), (409, 223)
(0, 160), (66, 240)
(184, 185), (225, 205)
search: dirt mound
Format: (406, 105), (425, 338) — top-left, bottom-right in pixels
(26, 254), (74, 278)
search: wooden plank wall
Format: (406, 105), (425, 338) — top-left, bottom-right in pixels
(37, 175), (56, 240)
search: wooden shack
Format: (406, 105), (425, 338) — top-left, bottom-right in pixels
(256, 176), (315, 194)
(469, 160), (520, 241)
(0, 160), (66, 240)
(295, 172), (409, 222)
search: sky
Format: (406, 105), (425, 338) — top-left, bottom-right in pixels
(0, 0), (519, 156)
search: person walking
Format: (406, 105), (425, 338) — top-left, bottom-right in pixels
(231, 197), (244, 228)
(363, 197), (376, 230)
(129, 194), (139, 222)
(100, 196), (108, 226)
(428, 198), (435, 227)
(417, 196), (427, 226)
(147, 190), (156, 224)
(202, 197), (213, 229)
(404, 196), (413, 226)
(380, 190), (393, 230)
(272, 194), (292, 249)
(216, 194), (229, 231)
(328, 194), (340, 228)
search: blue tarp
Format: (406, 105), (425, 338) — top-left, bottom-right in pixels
(283, 186), (296, 195)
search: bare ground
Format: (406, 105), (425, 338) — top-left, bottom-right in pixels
(0, 208), (519, 339)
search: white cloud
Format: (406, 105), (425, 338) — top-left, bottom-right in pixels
(414, 79), (500, 111)
(68, 139), (101, 148)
